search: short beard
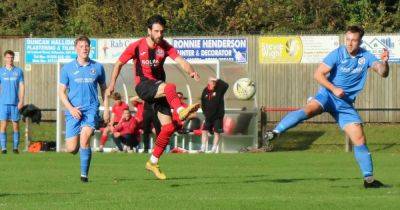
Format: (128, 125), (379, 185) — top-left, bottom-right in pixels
(150, 35), (163, 44)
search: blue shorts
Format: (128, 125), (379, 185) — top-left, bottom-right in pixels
(314, 89), (362, 129)
(0, 104), (20, 122)
(65, 109), (99, 139)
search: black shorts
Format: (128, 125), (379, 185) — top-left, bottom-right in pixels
(135, 79), (171, 116)
(203, 117), (224, 134)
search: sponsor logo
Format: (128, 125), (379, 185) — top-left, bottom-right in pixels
(90, 69), (96, 75)
(156, 49), (165, 57)
(358, 57), (365, 65)
(74, 78), (95, 83)
(141, 59), (160, 66)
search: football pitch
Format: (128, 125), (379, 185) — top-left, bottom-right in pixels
(0, 123), (399, 209)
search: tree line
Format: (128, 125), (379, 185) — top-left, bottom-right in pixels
(0, 0), (399, 37)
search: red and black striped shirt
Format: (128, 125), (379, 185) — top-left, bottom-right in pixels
(119, 38), (179, 84)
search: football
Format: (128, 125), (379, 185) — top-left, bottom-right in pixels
(232, 78), (256, 100)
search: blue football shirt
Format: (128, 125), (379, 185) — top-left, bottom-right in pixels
(322, 45), (378, 102)
(0, 66), (24, 105)
(60, 59), (106, 112)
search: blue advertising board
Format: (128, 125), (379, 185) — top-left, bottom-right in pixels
(25, 38), (98, 64)
(172, 38), (247, 63)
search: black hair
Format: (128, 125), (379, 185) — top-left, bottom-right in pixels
(147, 15), (166, 29)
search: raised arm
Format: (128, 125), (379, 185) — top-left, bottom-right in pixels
(216, 79), (229, 95)
(371, 48), (389, 78)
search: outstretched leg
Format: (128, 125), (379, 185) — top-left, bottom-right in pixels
(264, 100), (323, 143)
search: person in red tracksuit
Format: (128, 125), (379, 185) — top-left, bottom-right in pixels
(130, 96), (144, 125)
(105, 15), (201, 180)
(99, 92), (128, 152)
(112, 108), (139, 152)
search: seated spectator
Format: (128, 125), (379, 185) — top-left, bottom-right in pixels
(112, 108), (139, 153)
(99, 92), (128, 152)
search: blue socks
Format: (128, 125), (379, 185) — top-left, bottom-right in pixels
(0, 132), (20, 150)
(274, 109), (308, 133)
(79, 147), (92, 177)
(0, 132), (6, 150)
(13, 132), (19, 150)
(353, 144), (373, 178)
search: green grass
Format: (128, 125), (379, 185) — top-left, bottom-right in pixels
(0, 123), (399, 209)
(4, 122), (400, 152)
(0, 152), (399, 209)
(270, 123), (400, 152)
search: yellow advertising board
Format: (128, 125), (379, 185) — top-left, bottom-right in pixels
(259, 36), (303, 63)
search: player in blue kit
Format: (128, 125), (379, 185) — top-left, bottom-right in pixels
(0, 50), (25, 154)
(59, 35), (107, 183)
(264, 26), (389, 188)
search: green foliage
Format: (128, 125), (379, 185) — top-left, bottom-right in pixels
(0, 0), (400, 37)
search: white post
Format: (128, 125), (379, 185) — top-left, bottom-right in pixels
(205, 137), (209, 152)
(188, 135), (193, 151)
(216, 60), (220, 79)
(92, 132), (98, 151)
(56, 62), (62, 152)
(174, 135), (178, 148)
(25, 118), (31, 151)
(345, 134), (352, 152)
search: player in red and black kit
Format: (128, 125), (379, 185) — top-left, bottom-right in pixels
(104, 15), (200, 180)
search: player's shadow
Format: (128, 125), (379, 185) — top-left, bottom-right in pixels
(265, 177), (359, 183)
(167, 174), (360, 188)
(273, 131), (325, 151)
(370, 143), (397, 152)
(0, 192), (81, 197)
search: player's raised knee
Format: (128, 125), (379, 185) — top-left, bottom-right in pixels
(164, 83), (176, 92)
(304, 100), (323, 117)
(162, 123), (175, 135)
